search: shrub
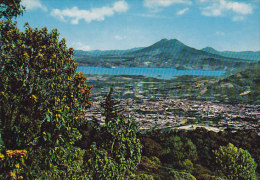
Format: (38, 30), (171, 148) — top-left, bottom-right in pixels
(179, 159), (194, 173)
(213, 143), (257, 180)
(169, 170), (196, 180)
(161, 136), (198, 166)
(138, 156), (161, 173)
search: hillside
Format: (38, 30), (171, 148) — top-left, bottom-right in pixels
(202, 47), (260, 61)
(207, 63), (260, 104)
(74, 39), (257, 70)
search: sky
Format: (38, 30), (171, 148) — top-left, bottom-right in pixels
(15, 0), (260, 51)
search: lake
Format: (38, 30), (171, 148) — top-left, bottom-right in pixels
(77, 66), (226, 79)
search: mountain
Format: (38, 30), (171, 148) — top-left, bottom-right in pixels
(74, 39), (258, 70)
(75, 47), (143, 56)
(202, 47), (260, 61)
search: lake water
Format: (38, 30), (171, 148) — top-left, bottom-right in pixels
(77, 66), (226, 79)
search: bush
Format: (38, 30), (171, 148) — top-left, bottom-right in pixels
(138, 156), (161, 173)
(161, 136), (198, 166)
(213, 143), (257, 180)
(169, 170), (196, 180)
(179, 159), (194, 173)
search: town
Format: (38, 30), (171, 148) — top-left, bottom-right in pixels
(86, 97), (260, 133)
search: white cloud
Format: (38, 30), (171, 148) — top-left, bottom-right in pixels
(202, 0), (253, 17)
(114, 35), (126, 40)
(21, 0), (47, 11)
(71, 42), (91, 51)
(113, 1), (129, 12)
(51, 1), (128, 24)
(144, 0), (192, 9)
(177, 8), (189, 15)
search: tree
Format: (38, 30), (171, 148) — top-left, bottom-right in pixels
(0, 1), (92, 178)
(0, 21), (91, 149)
(213, 143), (257, 180)
(101, 87), (123, 124)
(86, 89), (142, 179)
(0, 0), (24, 20)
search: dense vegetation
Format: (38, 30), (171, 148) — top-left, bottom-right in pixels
(0, 1), (142, 179)
(0, 1), (258, 179)
(137, 128), (259, 179)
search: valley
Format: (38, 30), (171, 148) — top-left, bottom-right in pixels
(76, 39), (260, 134)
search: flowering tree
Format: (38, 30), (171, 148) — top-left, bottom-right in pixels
(0, 1), (92, 178)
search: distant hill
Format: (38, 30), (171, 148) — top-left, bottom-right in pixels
(208, 63), (260, 104)
(74, 39), (258, 71)
(75, 47), (143, 56)
(202, 47), (260, 61)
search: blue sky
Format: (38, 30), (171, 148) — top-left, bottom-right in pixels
(16, 0), (260, 51)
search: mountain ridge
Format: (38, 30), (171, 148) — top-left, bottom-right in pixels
(201, 47), (260, 61)
(74, 38), (259, 70)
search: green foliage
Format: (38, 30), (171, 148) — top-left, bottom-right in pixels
(101, 87), (123, 124)
(130, 174), (154, 180)
(169, 170), (196, 180)
(178, 159), (194, 173)
(140, 137), (163, 157)
(161, 136), (198, 167)
(24, 145), (87, 179)
(138, 156), (161, 173)
(0, 1), (92, 178)
(86, 89), (142, 179)
(213, 143), (257, 180)
(0, 0), (25, 20)
(86, 143), (121, 179)
(0, 20), (91, 149)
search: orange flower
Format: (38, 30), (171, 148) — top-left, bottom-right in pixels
(15, 164), (20, 169)
(6, 150), (27, 159)
(23, 52), (28, 57)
